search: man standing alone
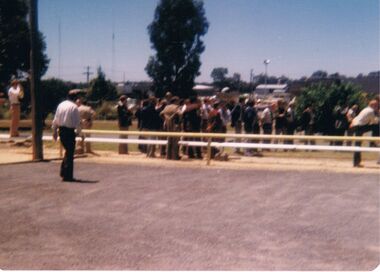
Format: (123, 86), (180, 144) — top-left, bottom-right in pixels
(52, 90), (81, 181)
(8, 79), (23, 137)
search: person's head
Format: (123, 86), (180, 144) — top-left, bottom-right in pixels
(277, 99), (285, 109)
(120, 95), (127, 104)
(149, 96), (157, 106)
(142, 99), (149, 107)
(11, 79), (19, 87)
(369, 99), (379, 111)
(238, 97), (245, 104)
(246, 100), (254, 107)
(170, 96), (180, 105)
(270, 102), (277, 111)
(165, 91), (173, 100)
(67, 89), (80, 101)
(75, 98), (82, 107)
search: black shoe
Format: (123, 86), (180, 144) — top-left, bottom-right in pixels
(62, 178), (78, 182)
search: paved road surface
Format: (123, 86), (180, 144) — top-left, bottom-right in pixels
(0, 161), (379, 270)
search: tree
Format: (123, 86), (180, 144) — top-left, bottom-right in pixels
(310, 70), (328, 79)
(41, 78), (72, 119)
(0, 0), (49, 88)
(295, 82), (367, 134)
(210, 67), (228, 84)
(146, 0), (209, 98)
(87, 67), (117, 102)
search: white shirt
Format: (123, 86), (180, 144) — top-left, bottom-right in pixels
(351, 106), (378, 127)
(218, 108), (231, 126)
(201, 103), (211, 120)
(346, 108), (357, 122)
(52, 100), (81, 132)
(8, 85), (21, 104)
(262, 107), (273, 124)
(286, 107), (295, 123)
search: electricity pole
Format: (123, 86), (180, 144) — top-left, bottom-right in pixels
(29, 0), (44, 160)
(83, 66), (93, 85)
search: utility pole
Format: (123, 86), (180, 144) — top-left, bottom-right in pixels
(29, 0), (43, 160)
(83, 66), (93, 84)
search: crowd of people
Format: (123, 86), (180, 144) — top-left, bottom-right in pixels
(115, 92), (380, 165)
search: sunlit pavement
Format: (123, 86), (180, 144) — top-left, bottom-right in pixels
(0, 161), (379, 270)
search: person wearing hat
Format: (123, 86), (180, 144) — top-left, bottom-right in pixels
(285, 101), (296, 145)
(350, 99), (379, 167)
(8, 79), (24, 137)
(52, 90), (82, 182)
(75, 98), (96, 154)
(160, 96), (182, 160)
(117, 95), (133, 154)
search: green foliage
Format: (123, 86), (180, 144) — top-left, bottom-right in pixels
(87, 67), (117, 102)
(0, 0), (49, 87)
(210, 67), (228, 85)
(40, 78), (71, 117)
(310, 70), (328, 79)
(146, 0), (209, 98)
(295, 82), (367, 134)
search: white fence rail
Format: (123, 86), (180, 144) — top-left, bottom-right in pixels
(1, 131), (379, 166)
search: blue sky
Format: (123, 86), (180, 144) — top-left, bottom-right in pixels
(39, 0), (380, 83)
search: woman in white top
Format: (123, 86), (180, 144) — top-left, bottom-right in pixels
(8, 79), (23, 137)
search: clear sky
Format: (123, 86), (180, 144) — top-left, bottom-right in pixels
(39, 0), (380, 83)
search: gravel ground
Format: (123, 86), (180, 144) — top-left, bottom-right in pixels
(0, 160), (379, 270)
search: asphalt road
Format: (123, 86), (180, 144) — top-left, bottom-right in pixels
(0, 161), (379, 270)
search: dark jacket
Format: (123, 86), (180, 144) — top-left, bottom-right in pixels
(243, 106), (259, 133)
(140, 104), (161, 130)
(117, 103), (133, 128)
(231, 103), (243, 127)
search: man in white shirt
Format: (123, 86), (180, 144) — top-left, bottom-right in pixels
(8, 79), (23, 137)
(350, 100), (379, 167)
(261, 103), (276, 145)
(52, 90), (82, 181)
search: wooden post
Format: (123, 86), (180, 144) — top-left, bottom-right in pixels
(206, 137), (211, 166)
(29, 0), (44, 160)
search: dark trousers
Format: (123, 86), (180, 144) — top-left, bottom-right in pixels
(353, 125), (373, 166)
(59, 127), (76, 180)
(285, 124), (295, 145)
(262, 123), (272, 144)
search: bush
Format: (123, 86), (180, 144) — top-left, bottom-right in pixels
(295, 82), (367, 134)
